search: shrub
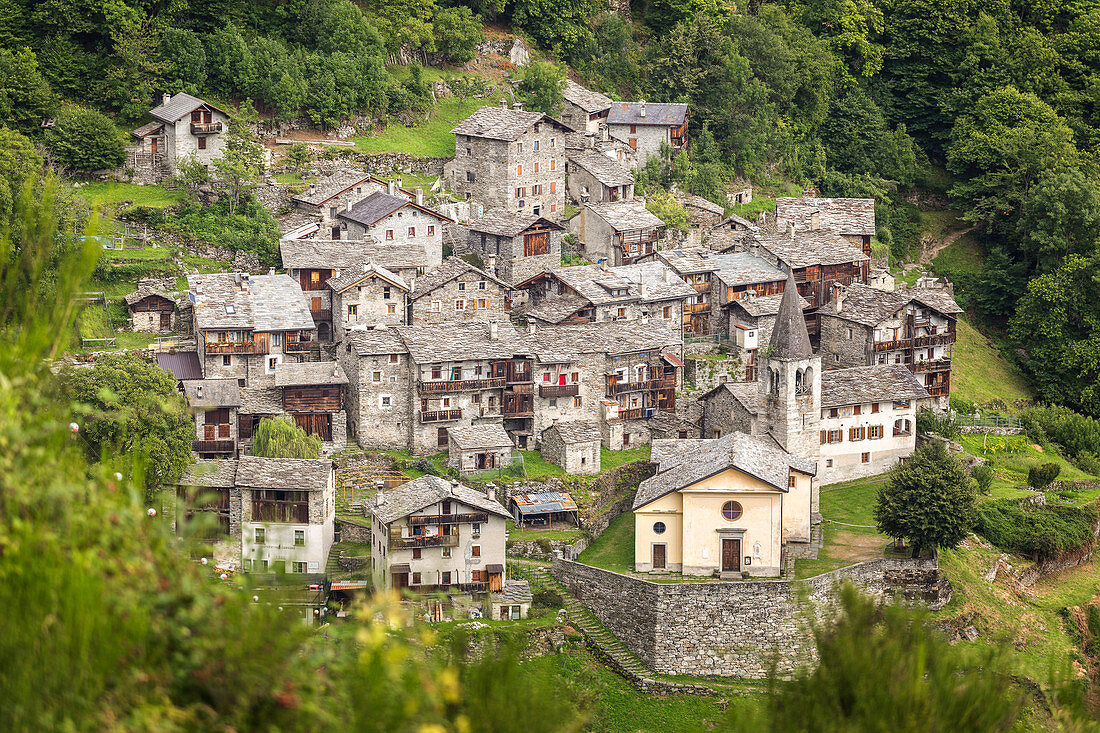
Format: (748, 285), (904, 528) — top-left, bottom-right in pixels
(972, 463), (995, 495)
(46, 105), (126, 172)
(1021, 405), (1100, 466)
(950, 395), (977, 415)
(532, 588), (563, 609)
(975, 499), (1098, 560)
(917, 408), (960, 438)
(1027, 462), (1061, 490)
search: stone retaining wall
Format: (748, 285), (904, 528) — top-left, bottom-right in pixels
(336, 518), (371, 544)
(552, 556), (949, 678)
(959, 426), (1023, 435)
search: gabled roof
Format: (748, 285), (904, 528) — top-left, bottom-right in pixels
(586, 200), (665, 232)
(607, 102), (688, 127)
(337, 191), (453, 228)
(290, 170), (393, 207)
(716, 213), (758, 231)
(523, 293), (591, 325)
(125, 285), (175, 306)
(395, 321), (528, 363)
(344, 327), (408, 357)
(817, 283), (963, 327)
(534, 261), (694, 307)
(326, 262), (409, 293)
(372, 475), (511, 525)
(909, 287), (963, 316)
(179, 459), (238, 489)
(187, 273), (315, 332)
(821, 365), (930, 408)
(543, 420), (602, 444)
(491, 579), (534, 605)
(728, 291), (810, 318)
(568, 149), (634, 187)
(279, 238), (431, 272)
(563, 80), (613, 114)
(273, 360), (348, 387)
(634, 432), (815, 510)
(682, 195), (724, 216)
(776, 197), (876, 237)
(182, 379), (241, 408)
(448, 423), (513, 450)
(451, 106), (571, 142)
(467, 209), (564, 238)
(656, 248), (785, 287)
(528, 321), (682, 362)
(769, 272), (812, 360)
(131, 121), (164, 139)
(752, 231), (870, 269)
(150, 93), (229, 123)
(700, 381), (763, 417)
(235, 456), (332, 491)
(410, 257), (509, 299)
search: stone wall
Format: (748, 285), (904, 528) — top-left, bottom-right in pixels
(552, 555), (949, 678)
(685, 355), (741, 391)
(336, 518), (372, 544)
(959, 426), (1024, 435)
(356, 152), (450, 177)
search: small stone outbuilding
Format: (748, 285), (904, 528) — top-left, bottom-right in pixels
(490, 579), (533, 620)
(540, 420), (602, 474)
(125, 286), (178, 332)
(447, 423), (515, 475)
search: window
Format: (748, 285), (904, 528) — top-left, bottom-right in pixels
(390, 354), (399, 363)
(571, 372), (579, 382)
(551, 204), (556, 212)
(477, 298), (488, 309)
(412, 572), (422, 584)
(653, 521), (666, 534)
(385, 229), (394, 240)
(574, 396), (582, 407)
(197, 136), (207, 150)
(348, 305), (357, 317)
(388, 304), (396, 314)
(550, 137), (556, 148)
(510, 605), (522, 620)
(408, 226), (416, 237)
(663, 305), (671, 318)
(455, 299), (464, 310)
(431, 366), (442, 379)
(828, 408), (839, 418)
(478, 281), (486, 290)
(466, 171), (475, 182)
(849, 427), (866, 441)
(458, 282), (466, 291)
(893, 400), (911, 409)
(373, 371), (381, 382)
(847, 328), (854, 339)
(292, 562), (306, 573)
(441, 547), (451, 558)
(222, 355), (231, 366)
(427, 225), (435, 236)
(472, 523), (481, 537)
(533, 162), (539, 173)
(862, 452), (871, 464)
(431, 301), (441, 312)
(789, 474), (796, 488)
(254, 528), (265, 544)
(826, 459), (834, 468)
(293, 529), (305, 546)
(721, 501), (743, 521)
(532, 184), (542, 195)
(549, 182), (556, 193)
(441, 571), (451, 584)
(517, 164), (522, 175)
(630, 124), (637, 134)
(272, 332), (282, 347)
(820, 429), (843, 444)
(853, 405), (862, 416)
(534, 139), (540, 151)
(871, 402), (880, 413)
(383, 286), (391, 299)
(869, 425), (883, 439)
(412, 548), (421, 559)
(472, 545), (481, 557)
(550, 159), (556, 171)
(380, 395), (391, 407)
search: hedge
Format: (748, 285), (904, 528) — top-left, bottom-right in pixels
(976, 499), (1098, 561)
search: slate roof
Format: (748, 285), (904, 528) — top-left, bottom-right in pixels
(179, 459), (238, 488)
(776, 197), (876, 237)
(451, 106), (569, 142)
(545, 261), (693, 306)
(607, 102), (688, 127)
(817, 283), (963, 326)
(512, 491), (579, 515)
(716, 213), (758, 231)
(523, 293), (591, 325)
(290, 170), (374, 206)
(909, 287), (963, 315)
(769, 272), (812, 360)
(410, 257), (509, 299)
(239, 384), (283, 414)
(821, 365), (930, 408)
(131, 121), (164, 138)
(563, 80), (613, 113)
(703, 381), (764, 417)
(372, 474), (511, 525)
(156, 351), (202, 381)
(326, 262), (409, 293)
(125, 285), (175, 307)
(657, 248), (786, 287)
(586, 200), (665, 232)
(337, 191), (452, 228)
(491, 579), (534, 605)
(344, 327), (408, 357)
(728, 291), (810, 318)
(150, 92), (227, 123)
(467, 209), (563, 238)
(273, 360), (348, 387)
(235, 456), (332, 491)
(635, 432), (816, 510)
(568, 149), (634, 187)
(396, 321), (528, 363)
(279, 238), (430, 271)
(683, 195), (724, 216)
(188, 273), (315, 332)
(544, 420), (602, 444)
(752, 231), (870, 268)
(448, 423), (513, 450)
(529, 321), (681, 361)
(182, 379), (242, 408)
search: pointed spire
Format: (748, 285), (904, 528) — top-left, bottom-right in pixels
(768, 271), (811, 360)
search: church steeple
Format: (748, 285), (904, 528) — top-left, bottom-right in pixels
(769, 272), (811, 360)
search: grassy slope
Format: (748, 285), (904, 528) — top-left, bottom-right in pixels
(77, 182), (185, 209)
(952, 316), (1034, 411)
(353, 87), (509, 157)
(794, 475), (893, 579)
(578, 511), (634, 574)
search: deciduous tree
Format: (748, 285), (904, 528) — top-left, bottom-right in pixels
(251, 414), (322, 459)
(517, 60), (565, 116)
(45, 104), (126, 172)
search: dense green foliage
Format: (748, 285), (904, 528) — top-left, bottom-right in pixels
(251, 414), (322, 459)
(1021, 404), (1100, 474)
(517, 60), (565, 116)
(874, 441), (977, 555)
(1028, 462), (1062, 490)
(916, 407), (960, 438)
(129, 196), (281, 266)
(45, 104), (126, 172)
(976, 499), (1099, 560)
(971, 462), (995, 495)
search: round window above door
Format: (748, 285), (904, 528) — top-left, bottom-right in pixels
(653, 521), (666, 535)
(721, 501), (743, 521)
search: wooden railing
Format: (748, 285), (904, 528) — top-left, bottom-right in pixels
(911, 359), (952, 373)
(284, 340), (314, 354)
(407, 512), (488, 526)
(539, 384), (579, 398)
(192, 439), (235, 453)
(608, 377), (676, 395)
(927, 384), (950, 397)
(419, 409), (462, 423)
(191, 121), (223, 135)
(684, 302), (710, 314)
(419, 377), (506, 393)
(618, 407), (651, 420)
(310, 309), (332, 322)
(205, 336), (269, 354)
(388, 530), (459, 549)
(873, 333), (955, 352)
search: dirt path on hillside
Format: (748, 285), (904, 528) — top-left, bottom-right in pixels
(920, 225), (976, 264)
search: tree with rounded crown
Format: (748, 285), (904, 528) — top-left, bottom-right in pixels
(250, 414), (321, 459)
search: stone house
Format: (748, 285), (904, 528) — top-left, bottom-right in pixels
(816, 281), (962, 409)
(183, 379), (241, 459)
(775, 195), (876, 256)
(236, 382), (284, 454)
(606, 101), (689, 165)
(177, 459), (239, 562)
(562, 80), (612, 135)
(465, 210), (564, 285)
(679, 194), (725, 245)
(632, 433), (816, 577)
(125, 286), (178, 332)
(568, 200), (666, 265)
(447, 423), (515, 475)
(188, 272), (317, 383)
(327, 263), (410, 339)
(272, 361), (350, 455)
(280, 238), (430, 340)
(238, 456), (336, 575)
(491, 580), (533, 620)
(370, 475), (511, 591)
(338, 328), (412, 451)
(704, 213), (758, 253)
(290, 171), (410, 238)
(566, 149), (635, 205)
(540, 420), (602, 474)
(407, 257), (511, 326)
(725, 290), (811, 380)
(518, 261), (692, 337)
(444, 103), (571, 218)
(130, 93), (229, 179)
(336, 188), (452, 266)
(565, 126), (637, 169)
(817, 365), (928, 482)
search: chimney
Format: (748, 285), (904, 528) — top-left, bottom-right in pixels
(196, 384), (203, 398)
(308, 183), (316, 195)
(499, 98), (508, 108)
(663, 268), (672, 284)
(639, 282), (649, 298)
(526, 317), (537, 334)
(396, 177), (403, 191)
(512, 102), (523, 111)
(162, 92), (171, 106)
(387, 179), (395, 196)
(833, 283), (845, 312)
(488, 321), (499, 340)
(268, 267), (275, 275)
(376, 487), (384, 505)
(599, 124), (609, 143)
(415, 187), (424, 206)
(639, 100), (646, 118)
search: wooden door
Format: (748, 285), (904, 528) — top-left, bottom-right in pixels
(721, 539), (741, 572)
(311, 297), (322, 311)
(159, 312), (171, 329)
(203, 424), (216, 440)
(523, 231), (550, 256)
(150, 137), (158, 155)
(393, 572), (409, 590)
(489, 572), (502, 592)
(652, 544), (666, 570)
(437, 427), (448, 448)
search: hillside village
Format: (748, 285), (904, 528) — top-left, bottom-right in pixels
(9, 5), (1100, 727)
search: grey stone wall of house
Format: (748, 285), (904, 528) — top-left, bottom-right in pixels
(343, 208), (444, 269)
(819, 316), (873, 370)
(570, 208), (617, 264)
(448, 445), (514, 475)
(566, 164), (630, 205)
(685, 355), (741, 391)
(340, 346), (411, 450)
(229, 488), (243, 539)
(409, 276), (509, 326)
(701, 386), (757, 439)
(552, 556), (949, 678)
(130, 309), (179, 333)
(607, 124), (671, 166)
(166, 111), (229, 170)
(332, 280), (407, 340)
(320, 409), (348, 455)
(468, 229), (563, 285)
(192, 406), (240, 444)
(531, 353), (605, 438)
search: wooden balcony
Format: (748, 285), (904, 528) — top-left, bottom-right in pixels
(684, 302), (710, 314)
(873, 333), (955, 352)
(310, 309), (332, 322)
(191, 121), (223, 135)
(927, 384), (950, 397)
(283, 340), (314, 354)
(407, 512), (488, 526)
(912, 359), (952, 373)
(193, 439), (235, 454)
(503, 407), (534, 418)
(539, 384), (579, 398)
(618, 407), (653, 420)
(419, 377), (506, 393)
(205, 336), (268, 354)
(608, 377), (677, 395)
(419, 409), (462, 423)
(388, 530), (459, 549)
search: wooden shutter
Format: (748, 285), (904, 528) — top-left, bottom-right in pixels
(820, 430), (827, 444)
